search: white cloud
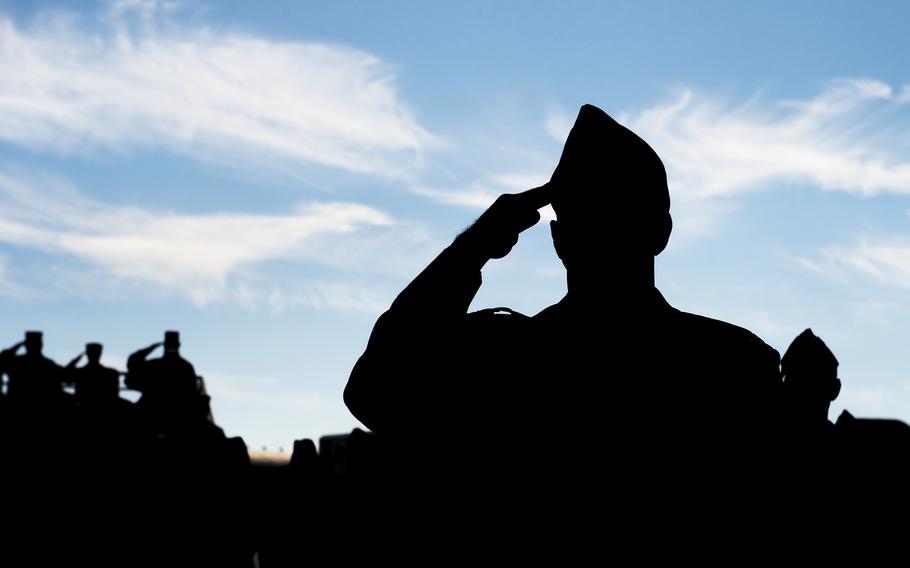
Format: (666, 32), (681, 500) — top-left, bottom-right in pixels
(805, 237), (910, 291)
(544, 109), (573, 144)
(897, 84), (910, 104)
(414, 171), (556, 220)
(424, 79), (910, 243)
(544, 79), (910, 242)
(412, 184), (502, 209)
(204, 371), (329, 409)
(0, 254), (34, 299)
(629, 79), (910, 202)
(0, 169), (401, 306)
(253, 282), (392, 315)
(0, 4), (435, 178)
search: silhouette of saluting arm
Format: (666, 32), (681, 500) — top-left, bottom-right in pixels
(0, 341), (25, 367)
(0, 332), (66, 403)
(64, 350), (85, 388)
(65, 351), (85, 370)
(346, 185), (551, 434)
(125, 341), (163, 393)
(65, 343), (121, 404)
(126, 332), (199, 407)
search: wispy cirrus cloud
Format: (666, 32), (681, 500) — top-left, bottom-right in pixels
(421, 79), (910, 241)
(629, 78), (910, 201)
(897, 84), (910, 104)
(413, 172), (558, 226)
(0, 1), (435, 179)
(0, 168), (407, 306)
(629, 79), (910, 240)
(0, 254), (33, 299)
(803, 234), (910, 291)
(532, 79), (910, 241)
(228, 280), (394, 316)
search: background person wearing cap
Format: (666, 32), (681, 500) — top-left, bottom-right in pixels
(781, 328), (841, 433)
(345, 104), (782, 483)
(65, 342), (123, 406)
(126, 331), (200, 428)
(0, 331), (66, 405)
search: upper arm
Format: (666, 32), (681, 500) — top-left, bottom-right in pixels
(344, 307), (529, 434)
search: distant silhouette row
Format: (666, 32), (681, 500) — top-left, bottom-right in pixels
(0, 330), (252, 566)
(0, 330), (210, 428)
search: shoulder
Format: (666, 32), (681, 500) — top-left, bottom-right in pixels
(672, 309), (764, 342)
(458, 307), (533, 350)
(670, 308), (780, 363)
(463, 301), (563, 327)
(40, 355), (63, 369)
(465, 306), (531, 323)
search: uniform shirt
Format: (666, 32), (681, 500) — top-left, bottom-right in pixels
(0, 351), (65, 403)
(346, 244), (782, 477)
(67, 362), (121, 404)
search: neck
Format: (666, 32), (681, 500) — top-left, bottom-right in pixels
(565, 257), (655, 305)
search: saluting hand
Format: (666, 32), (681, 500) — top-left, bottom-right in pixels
(66, 352), (85, 369)
(456, 184), (552, 262)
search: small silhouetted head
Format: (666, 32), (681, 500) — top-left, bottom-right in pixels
(164, 330), (180, 353)
(782, 329), (841, 418)
(549, 104), (672, 271)
(86, 342), (102, 363)
(24, 331), (42, 355)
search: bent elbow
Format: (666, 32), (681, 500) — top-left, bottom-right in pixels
(344, 357), (383, 433)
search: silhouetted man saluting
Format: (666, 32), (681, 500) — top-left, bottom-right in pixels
(0, 331), (65, 406)
(127, 331), (199, 428)
(346, 105), (781, 484)
(65, 343), (122, 407)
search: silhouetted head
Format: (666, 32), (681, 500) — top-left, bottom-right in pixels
(549, 105), (671, 276)
(24, 331), (42, 355)
(164, 330), (180, 353)
(86, 342), (102, 363)
(782, 329), (841, 422)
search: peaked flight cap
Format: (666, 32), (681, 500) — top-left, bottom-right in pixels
(550, 104), (669, 217)
(782, 328), (839, 372)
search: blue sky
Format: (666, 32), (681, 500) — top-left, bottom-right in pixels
(1, 0), (910, 449)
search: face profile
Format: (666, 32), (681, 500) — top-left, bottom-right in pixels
(548, 105), (672, 272)
(782, 328), (841, 423)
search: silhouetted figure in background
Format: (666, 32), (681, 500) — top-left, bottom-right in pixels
(0, 331), (66, 406)
(65, 342), (122, 407)
(124, 331), (252, 565)
(127, 331), (197, 396)
(782, 329), (841, 434)
(777, 329), (842, 504)
(127, 331), (203, 434)
(345, 104), (782, 516)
